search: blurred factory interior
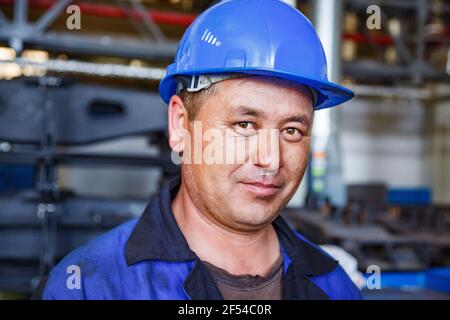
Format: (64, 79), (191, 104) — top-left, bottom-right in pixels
(0, 0), (449, 299)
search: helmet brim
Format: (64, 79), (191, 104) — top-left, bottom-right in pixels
(159, 67), (354, 111)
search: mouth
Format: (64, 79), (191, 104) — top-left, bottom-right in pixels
(239, 181), (282, 197)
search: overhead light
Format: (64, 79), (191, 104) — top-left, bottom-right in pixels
(0, 47), (21, 79)
(388, 18), (401, 38)
(0, 63), (22, 80)
(21, 50), (49, 63)
(21, 50), (49, 77)
(0, 47), (16, 60)
(129, 59), (143, 67)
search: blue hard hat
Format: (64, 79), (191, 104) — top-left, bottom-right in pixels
(159, 0), (354, 110)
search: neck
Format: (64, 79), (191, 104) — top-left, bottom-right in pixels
(172, 180), (281, 276)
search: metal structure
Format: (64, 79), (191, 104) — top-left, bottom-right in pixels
(0, 77), (178, 293)
(342, 0), (450, 83)
(0, 0), (446, 83)
(0, 191), (148, 293)
(311, 0), (347, 207)
(0, 0), (179, 60)
(0, 57), (166, 80)
(0, 0), (446, 80)
(284, 184), (450, 272)
(307, 0), (449, 208)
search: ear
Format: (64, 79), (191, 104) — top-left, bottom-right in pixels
(168, 95), (187, 154)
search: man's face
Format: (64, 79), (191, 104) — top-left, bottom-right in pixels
(181, 76), (313, 232)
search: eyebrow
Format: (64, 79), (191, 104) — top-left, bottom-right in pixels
(233, 105), (312, 126)
(283, 115), (311, 126)
(234, 105), (262, 117)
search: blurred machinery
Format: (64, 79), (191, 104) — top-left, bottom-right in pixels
(0, 76), (178, 293)
(284, 185), (450, 299)
(286, 186), (450, 271)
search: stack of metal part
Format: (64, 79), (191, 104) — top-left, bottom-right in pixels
(0, 77), (178, 294)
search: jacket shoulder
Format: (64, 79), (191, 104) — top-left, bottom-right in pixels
(293, 231), (363, 300)
(38, 219), (138, 300)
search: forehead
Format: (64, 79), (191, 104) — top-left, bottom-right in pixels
(202, 76), (314, 121)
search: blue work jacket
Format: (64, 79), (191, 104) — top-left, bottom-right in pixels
(33, 177), (362, 300)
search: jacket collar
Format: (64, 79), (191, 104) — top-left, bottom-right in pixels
(126, 176), (195, 264)
(125, 176), (338, 299)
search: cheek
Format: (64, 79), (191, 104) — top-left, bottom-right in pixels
(196, 163), (238, 191)
(282, 139), (310, 175)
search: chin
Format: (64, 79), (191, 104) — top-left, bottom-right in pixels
(230, 205), (279, 228)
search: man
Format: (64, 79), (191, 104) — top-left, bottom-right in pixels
(33, 0), (362, 300)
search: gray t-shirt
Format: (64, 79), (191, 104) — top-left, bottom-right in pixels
(202, 254), (284, 300)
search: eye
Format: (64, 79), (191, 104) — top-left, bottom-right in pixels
(281, 127), (303, 141)
(234, 121), (257, 136)
(238, 122), (252, 129)
(285, 128), (299, 135)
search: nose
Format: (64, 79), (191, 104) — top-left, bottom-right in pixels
(250, 129), (281, 175)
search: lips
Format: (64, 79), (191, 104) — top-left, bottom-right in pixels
(239, 181), (282, 197)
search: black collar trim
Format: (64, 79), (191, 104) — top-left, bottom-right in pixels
(126, 177), (195, 265)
